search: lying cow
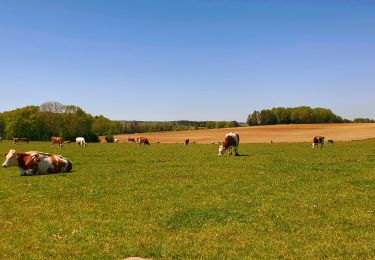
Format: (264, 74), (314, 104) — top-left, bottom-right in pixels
(2, 149), (72, 175)
(312, 136), (325, 149)
(137, 137), (150, 146)
(218, 132), (240, 156)
(51, 137), (63, 149)
(76, 137), (87, 147)
(114, 138), (119, 143)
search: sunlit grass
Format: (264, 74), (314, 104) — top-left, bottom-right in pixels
(0, 140), (374, 258)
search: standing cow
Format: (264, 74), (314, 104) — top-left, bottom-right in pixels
(184, 138), (190, 146)
(127, 137), (136, 143)
(312, 136), (325, 149)
(76, 137), (87, 147)
(137, 137), (150, 146)
(2, 149), (72, 175)
(51, 137), (63, 149)
(218, 132), (240, 156)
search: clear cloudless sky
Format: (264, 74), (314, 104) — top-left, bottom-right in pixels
(0, 0), (374, 121)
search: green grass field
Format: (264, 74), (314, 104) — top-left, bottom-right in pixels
(0, 140), (374, 259)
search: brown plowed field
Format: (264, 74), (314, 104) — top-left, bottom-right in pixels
(114, 123), (375, 144)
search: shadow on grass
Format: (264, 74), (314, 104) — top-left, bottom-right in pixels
(21, 170), (75, 176)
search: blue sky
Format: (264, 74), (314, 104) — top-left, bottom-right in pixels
(0, 0), (374, 121)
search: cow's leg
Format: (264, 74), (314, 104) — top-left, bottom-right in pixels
(234, 146), (239, 156)
(228, 147), (232, 156)
(312, 143), (315, 149)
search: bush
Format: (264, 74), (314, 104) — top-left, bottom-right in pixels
(105, 134), (114, 143)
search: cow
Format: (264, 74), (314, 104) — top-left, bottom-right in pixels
(184, 138), (190, 146)
(218, 132), (240, 156)
(13, 137), (29, 144)
(137, 137), (150, 146)
(76, 137), (87, 147)
(2, 149), (72, 176)
(114, 138), (119, 143)
(51, 137), (63, 149)
(327, 139), (334, 144)
(312, 136), (325, 149)
(128, 137), (136, 143)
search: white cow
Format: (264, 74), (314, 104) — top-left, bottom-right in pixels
(114, 138), (119, 143)
(75, 137), (87, 147)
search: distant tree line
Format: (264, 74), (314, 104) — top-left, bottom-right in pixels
(247, 106), (373, 126)
(118, 120), (240, 134)
(0, 102), (240, 141)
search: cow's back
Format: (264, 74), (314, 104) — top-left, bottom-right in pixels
(223, 132), (239, 148)
(36, 153), (72, 174)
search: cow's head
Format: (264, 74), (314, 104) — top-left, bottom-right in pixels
(218, 145), (226, 156)
(2, 149), (18, 168)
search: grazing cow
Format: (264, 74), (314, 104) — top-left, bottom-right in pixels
(137, 137), (150, 146)
(184, 138), (189, 146)
(13, 137), (29, 144)
(128, 137), (136, 143)
(114, 138), (119, 143)
(218, 132), (240, 156)
(155, 140), (160, 144)
(76, 137), (87, 147)
(2, 149), (72, 175)
(327, 139), (334, 144)
(51, 137), (63, 149)
(312, 136), (325, 149)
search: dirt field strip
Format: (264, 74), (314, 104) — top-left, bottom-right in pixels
(114, 123), (375, 144)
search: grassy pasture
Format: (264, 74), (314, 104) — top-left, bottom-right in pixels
(0, 140), (374, 259)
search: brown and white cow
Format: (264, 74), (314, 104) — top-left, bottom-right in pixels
(137, 137), (150, 146)
(312, 136), (325, 149)
(2, 149), (72, 175)
(51, 137), (63, 149)
(184, 138), (190, 146)
(128, 137), (136, 143)
(13, 137), (29, 144)
(218, 132), (240, 156)
(114, 138), (119, 143)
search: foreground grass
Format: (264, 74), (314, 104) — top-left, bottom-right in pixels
(0, 140), (374, 259)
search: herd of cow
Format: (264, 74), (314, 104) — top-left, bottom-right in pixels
(1, 133), (331, 176)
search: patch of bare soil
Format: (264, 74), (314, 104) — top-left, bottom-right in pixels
(114, 123), (375, 144)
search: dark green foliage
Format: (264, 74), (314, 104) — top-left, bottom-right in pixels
(0, 103), (99, 141)
(247, 106), (354, 126)
(353, 118), (375, 123)
(105, 134), (114, 143)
